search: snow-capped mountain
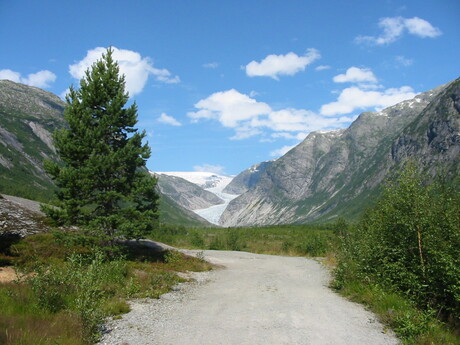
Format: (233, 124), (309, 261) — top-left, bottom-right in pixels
(155, 172), (240, 225)
(157, 172), (233, 190)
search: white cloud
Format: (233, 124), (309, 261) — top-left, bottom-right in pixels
(270, 145), (296, 157)
(356, 16), (441, 45)
(188, 89), (354, 141)
(272, 132), (309, 141)
(187, 89), (271, 128)
(249, 90), (259, 98)
(323, 66), (417, 115)
(60, 88), (70, 99)
(230, 127), (262, 140)
(203, 62), (219, 69)
(257, 108), (316, 132)
(321, 86), (417, 116)
(158, 112), (181, 126)
(23, 70), (57, 88)
(0, 69), (21, 82)
(69, 46), (179, 97)
(193, 164), (225, 174)
(395, 56), (414, 67)
(0, 69), (56, 88)
(260, 108), (354, 133)
(333, 67), (377, 84)
(315, 65), (331, 71)
(245, 48), (320, 79)
(404, 17), (442, 37)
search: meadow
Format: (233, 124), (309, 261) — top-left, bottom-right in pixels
(150, 223), (336, 257)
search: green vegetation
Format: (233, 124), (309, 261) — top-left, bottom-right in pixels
(150, 223), (336, 257)
(0, 233), (211, 345)
(333, 164), (460, 344)
(0, 80), (66, 202)
(158, 193), (211, 227)
(0, 112), (59, 202)
(43, 48), (159, 241)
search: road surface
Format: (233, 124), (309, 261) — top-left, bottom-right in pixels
(97, 250), (398, 345)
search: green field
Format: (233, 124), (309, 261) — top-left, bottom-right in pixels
(150, 223), (337, 257)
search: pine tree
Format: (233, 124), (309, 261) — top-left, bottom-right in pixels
(44, 48), (158, 241)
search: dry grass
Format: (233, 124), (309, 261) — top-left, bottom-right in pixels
(0, 311), (83, 345)
(0, 267), (19, 283)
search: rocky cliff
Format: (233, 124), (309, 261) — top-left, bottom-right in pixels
(220, 79), (459, 226)
(223, 160), (274, 194)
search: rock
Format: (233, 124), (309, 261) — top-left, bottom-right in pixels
(0, 195), (47, 239)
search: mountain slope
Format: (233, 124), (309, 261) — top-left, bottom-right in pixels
(221, 79), (459, 226)
(0, 80), (65, 201)
(223, 160), (274, 194)
(158, 193), (213, 227)
(156, 173), (224, 210)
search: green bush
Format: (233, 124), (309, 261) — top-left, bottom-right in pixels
(335, 164), (460, 329)
(226, 229), (244, 251)
(29, 250), (127, 343)
(190, 231), (205, 248)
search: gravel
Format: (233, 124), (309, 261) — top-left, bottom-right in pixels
(96, 250), (399, 345)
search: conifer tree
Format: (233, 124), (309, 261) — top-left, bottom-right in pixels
(44, 48), (158, 241)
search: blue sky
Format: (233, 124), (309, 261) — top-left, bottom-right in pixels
(1, 0), (459, 175)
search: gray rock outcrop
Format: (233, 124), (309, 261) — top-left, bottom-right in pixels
(223, 160), (274, 195)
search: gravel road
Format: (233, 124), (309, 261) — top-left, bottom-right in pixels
(97, 250), (399, 345)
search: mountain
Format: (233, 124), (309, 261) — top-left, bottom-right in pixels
(0, 80), (65, 201)
(223, 160), (274, 194)
(156, 172), (238, 225)
(157, 171), (233, 190)
(157, 192), (213, 227)
(220, 78), (460, 227)
(156, 173), (224, 210)
(0, 80), (210, 227)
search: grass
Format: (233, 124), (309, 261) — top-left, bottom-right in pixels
(0, 232), (212, 345)
(334, 279), (459, 345)
(150, 223), (337, 257)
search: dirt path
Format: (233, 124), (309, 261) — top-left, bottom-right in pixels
(97, 250), (398, 345)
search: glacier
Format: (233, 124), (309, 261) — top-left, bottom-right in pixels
(156, 171), (240, 225)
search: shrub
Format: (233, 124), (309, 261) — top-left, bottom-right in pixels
(29, 250), (127, 343)
(335, 163), (460, 324)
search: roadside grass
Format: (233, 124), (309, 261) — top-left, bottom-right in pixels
(333, 279), (459, 345)
(0, 232), (212, 345)
(150, 223), (337, 257)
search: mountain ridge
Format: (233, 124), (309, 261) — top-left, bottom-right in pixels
(220, 78), (459, 226)
(1, 78), (458, 228)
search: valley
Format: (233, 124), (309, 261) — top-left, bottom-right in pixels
(156, 171), (240, 225)
(1, 2), (459, 344)
(0, 77), (459, 345)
